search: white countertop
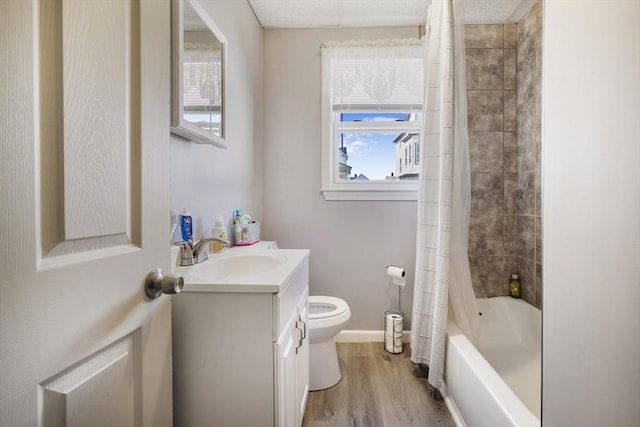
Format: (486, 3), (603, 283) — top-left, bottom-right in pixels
(175, 248), (310, 293)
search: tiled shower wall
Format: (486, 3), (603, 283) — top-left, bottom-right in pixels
(465, 2), (542, 309)
(516, 3), (542, 308)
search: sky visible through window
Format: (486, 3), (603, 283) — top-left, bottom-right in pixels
(340, 113), (408, 180)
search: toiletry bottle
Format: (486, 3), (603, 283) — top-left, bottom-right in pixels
(510, 273), (521, 298)
(233, 210), (242, 244)
(170, 220), (179, 244)
(210, 214), (227, 253)
(179, 209), (193, 243)
(233, 210), (242, 224)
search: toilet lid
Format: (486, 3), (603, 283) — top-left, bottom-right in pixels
(308, 296), (349, 319)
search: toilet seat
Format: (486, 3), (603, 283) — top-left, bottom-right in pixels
(309, 296), (349, 320)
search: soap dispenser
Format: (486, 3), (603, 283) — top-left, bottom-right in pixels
(210, 213), (227, 253)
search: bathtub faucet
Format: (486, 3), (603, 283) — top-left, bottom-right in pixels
(178, 236), (230, 266)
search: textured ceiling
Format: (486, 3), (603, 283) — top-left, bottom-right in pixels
(248, 0), (537, 28)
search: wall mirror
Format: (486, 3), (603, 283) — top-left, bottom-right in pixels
(171, 0), (226, 147)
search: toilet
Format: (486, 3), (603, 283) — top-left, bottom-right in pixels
(229, 242), (351, 391)
(308, 295), (351, 391)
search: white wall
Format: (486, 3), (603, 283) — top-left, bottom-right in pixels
(542, 1), (640, 425)
(263, 27), (419, 330)
(171, 0), (263, 237)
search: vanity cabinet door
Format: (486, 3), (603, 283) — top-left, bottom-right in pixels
(275, 311), (299, 427)
(275, 286), (309, 427)
(295, 290), (310, 426)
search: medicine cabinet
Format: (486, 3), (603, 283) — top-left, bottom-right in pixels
(171, 0), (226, 147)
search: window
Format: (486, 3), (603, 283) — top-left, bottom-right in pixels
(321, 39), (424, 201)
(336, 112), (421, 180)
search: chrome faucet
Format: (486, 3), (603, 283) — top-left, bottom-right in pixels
(178, 236), (230, 266)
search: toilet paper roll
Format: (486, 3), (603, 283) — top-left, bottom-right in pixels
(385, 314), (404, 335)
(386, 342), (403, 353)
(391, 336), (404, 346)
(385, 313), (404, 354)
(385, 334), (403, 353)
(386, 265), (406, 287)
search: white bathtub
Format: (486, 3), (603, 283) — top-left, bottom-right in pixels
(443, 297), (541, 427)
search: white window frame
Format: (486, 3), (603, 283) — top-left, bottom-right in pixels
(322, 113), (421, 201)
(320, 43), (422, 201)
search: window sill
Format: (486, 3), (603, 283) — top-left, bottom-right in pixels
(321, 188), (418, 201)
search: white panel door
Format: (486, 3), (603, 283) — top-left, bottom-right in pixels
(0, 0), (172, 426)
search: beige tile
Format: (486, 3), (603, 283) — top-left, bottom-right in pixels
(470, 256), (507, 297)
(469, 132), (503, 172)
(467, 90), (504, 131)
(517, 257), (535, 304)
(517, 171), (536, 215)
(504, 24), (517, 48)
(517, 2), (541, 48)
(471, 172), (504, 215)
(466, 48), (504, 90)
(504, 49), (517, 90)
(535, 262), (542, 309)
(504, 172), (517, 215)
(535, 169), (542, 215)
(517, 215), (536, 261)
(517, 44), (537, 107)
(504, 215), (518, 257)
(470, 263), (488, 298)
(465, 24), (504, 48)
(503, 132), (517, 173)
(469, 214), (504, 257)
(504, 90), (517, 131)
(504, 256), (518, 283)
(517, 102), (537, 172)
(536, 216), (542, 264)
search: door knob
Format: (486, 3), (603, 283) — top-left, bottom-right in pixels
(145, 268), (184, 299)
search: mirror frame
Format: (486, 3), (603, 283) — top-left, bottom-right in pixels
(171, 0), (227, 147)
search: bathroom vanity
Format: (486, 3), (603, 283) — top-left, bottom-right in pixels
(172, 249), (310, 427)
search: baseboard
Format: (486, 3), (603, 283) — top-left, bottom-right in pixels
(335, 330), (411, 343)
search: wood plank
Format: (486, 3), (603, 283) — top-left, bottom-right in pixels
(303, 343), (455, 427)
(346, 355), (384, 426)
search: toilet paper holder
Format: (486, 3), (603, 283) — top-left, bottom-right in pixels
(386, 264), (405, 313)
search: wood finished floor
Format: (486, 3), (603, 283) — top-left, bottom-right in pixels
(303, 343), (455, 427)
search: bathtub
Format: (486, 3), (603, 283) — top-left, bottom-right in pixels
(443, 297), (541, 427)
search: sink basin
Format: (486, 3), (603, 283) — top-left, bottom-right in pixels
(176, 248), (310, 293)
(189, 253), (287, 281)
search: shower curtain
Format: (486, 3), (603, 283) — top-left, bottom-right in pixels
(411, 0), (478, 389)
